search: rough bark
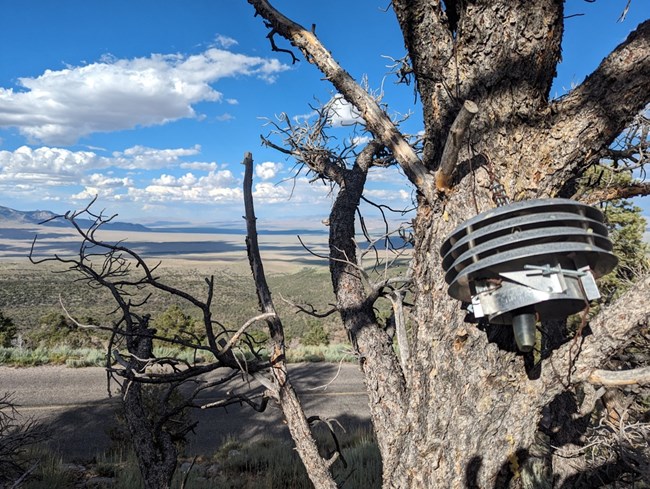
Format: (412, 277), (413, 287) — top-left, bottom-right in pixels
(246, 1), (650, 487)
(123, 323), (177, 489)
(326, 143), (408, 465)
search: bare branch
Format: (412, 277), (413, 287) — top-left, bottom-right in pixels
(222, 313), (277, 354)
(587, 366), (650, 386)
(541, 274), (650, 391)
(579, 181), (650, 204)
(242, 151), (338, 488)
(541, 20), (650, 193)
(279, 294), (338, 318)
(388, 290), (410, 372)
(248, 0), (436, 203)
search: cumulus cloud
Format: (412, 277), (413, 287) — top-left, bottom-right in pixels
(0, 143), (334, 212)
(327, 94), (363, 127)
(85, 172), (134, 188)
(180, 161), (218, 171)
(255, 161), (282, 180)
(70, 172), (134, 201)
(292, 94), (364, 129)
(136, 169), (240, 203)
(111, 145), (203, 170)
(0, 48), (290, 144)
(0, 146), (101, 184)
(364, 188), (412, 204)
(0, 144), (211, 185)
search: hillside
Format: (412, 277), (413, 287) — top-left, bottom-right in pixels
(0, 205), (150, 233)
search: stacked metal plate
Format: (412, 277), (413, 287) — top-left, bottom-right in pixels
(440, 198), (618, 351)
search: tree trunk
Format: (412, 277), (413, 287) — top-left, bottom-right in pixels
(123, 322), (177, 489)
(123, 383), (177, 489)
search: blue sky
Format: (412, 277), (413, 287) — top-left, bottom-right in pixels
(0, 1), (647, 226)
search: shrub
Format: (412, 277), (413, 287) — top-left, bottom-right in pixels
(0, 310), (17, 348)
(302, 323), (330, 346)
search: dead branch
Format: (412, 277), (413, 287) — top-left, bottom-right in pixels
(201, 393), (270, 412)
(388, 290), (410, 372)
(435, 100), (479, 193)
(279, 294), (338, 318)
(307, 415), (348, 468)
(248, 0), (436, 203)
(579, 182), (650, 204)
(220, 312), (277, 354)
(541, 274), (650, 394)
(587, 366), (650, 386)
(241, 152), (339, 488)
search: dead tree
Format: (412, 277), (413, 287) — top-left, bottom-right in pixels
(246, 1), (650, 487)
(29, 154), (342, 489)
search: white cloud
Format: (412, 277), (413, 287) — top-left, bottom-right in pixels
(0, 145), (100, 183)
(255, 161), (282, 180)
(0, 48), (290, 144)
(253, 182), (290, 202)
(288, 94), (364, 129)
(0, 144), (211, 183)
(71, 172), (133, 201)
(111, 145), (202, 170)
(0, 143), (337, 213)
(180, 161), (218, 171)
(327, 94), (363, 127)
(363, 188), (413, 204)
(85, 172), (133, 188)
(136, 169), (240, 203)
(214, 35), (238, 49)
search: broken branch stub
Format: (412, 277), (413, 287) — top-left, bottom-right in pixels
(436, 100), (479, 193)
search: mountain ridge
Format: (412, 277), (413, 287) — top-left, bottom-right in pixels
(0, 205), (150, 232)
(0, 205), (328, 236)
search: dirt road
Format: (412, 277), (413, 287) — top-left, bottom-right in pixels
(0, 362), (370, 462)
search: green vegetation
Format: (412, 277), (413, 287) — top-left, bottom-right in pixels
(599, 197), (649, 302)
(301, 322), (330, 346)
(0, 310), (17, 347)
(0, 343), (355, 367)
(0, 262), (348, 367)
(15, 426), (380, 489)
(582, 166), (650, 302)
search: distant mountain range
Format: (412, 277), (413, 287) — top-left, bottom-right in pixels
(0, 205), (151, 232)
(0, 205), (328, 236)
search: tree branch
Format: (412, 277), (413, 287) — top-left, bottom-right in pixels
(541, 20), (650, 194)
(578, 181), (650, 204)
(587, 366), (650, 387)
(541, 274), (650, 392)
(241, 151), (338, 489)
(247, 0), (436, 203)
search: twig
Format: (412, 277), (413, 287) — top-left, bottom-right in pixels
(306, 356), (353, 391)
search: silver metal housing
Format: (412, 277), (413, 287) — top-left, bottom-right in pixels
(440, 198), (618, 350)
